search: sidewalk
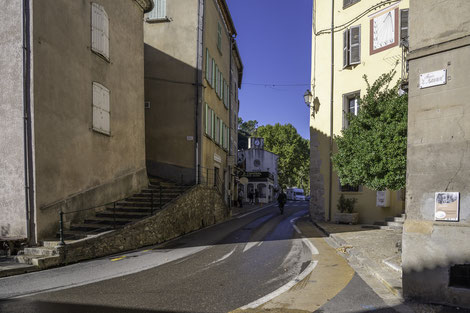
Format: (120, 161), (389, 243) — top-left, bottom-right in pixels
(313, 221), (403, 297)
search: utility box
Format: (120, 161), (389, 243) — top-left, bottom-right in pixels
(376, 190), (390, 207)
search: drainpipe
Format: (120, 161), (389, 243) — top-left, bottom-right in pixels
(195, 0), (205, 184)
(328, 0), (334, 222)
(228, 36), (235, 206)
(22, 0), (35, 244)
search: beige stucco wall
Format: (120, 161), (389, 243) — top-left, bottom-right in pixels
(200, 0), (233, 198)
(309, 0), (408, 223)
(0, 1), (28, 239)
(144, 0), (199, 184)
(32, 0), (148, 240)
(403, 0), (470, 307)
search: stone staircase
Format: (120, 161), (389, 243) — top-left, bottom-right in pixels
(372, 214), (405, 230)
(10, 177), (190, 272)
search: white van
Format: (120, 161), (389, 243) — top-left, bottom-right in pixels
(286, 188), (305, 201)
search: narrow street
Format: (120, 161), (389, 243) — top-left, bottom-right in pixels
(0, 202), (398, 313)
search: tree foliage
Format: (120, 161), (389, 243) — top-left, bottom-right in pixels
(331, 71), (407, 191)
(238, 118), (258, 136)
(255, 123), (310, 192)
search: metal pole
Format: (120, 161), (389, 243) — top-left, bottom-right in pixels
(328, 0), (335, 222)
(58, 211), (65, 247)
(151, 188), (154, 215)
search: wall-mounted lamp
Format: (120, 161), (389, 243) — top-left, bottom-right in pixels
(304, 90), (313, 107)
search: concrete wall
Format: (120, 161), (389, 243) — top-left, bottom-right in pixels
(144, 0), (199, 184)
(309, 0), (407, 223)
(403, 0), (470, 307)
(0, 1), (27, 239)
(62, 185), (229, 264)
(32, 0), (148, 240)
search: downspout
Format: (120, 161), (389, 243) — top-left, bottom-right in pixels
(228, 36), (234, 207)
(328, 0), (334, 221)
(23, 0), (35, 244)
(195, 0), (205, 184)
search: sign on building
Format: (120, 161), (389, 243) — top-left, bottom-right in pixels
(435, 192), (459, 221)
(419, 69), (447, 89)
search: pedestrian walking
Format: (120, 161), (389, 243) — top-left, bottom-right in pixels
(238, 188), (244, 208)
(248, 190), (254, 204)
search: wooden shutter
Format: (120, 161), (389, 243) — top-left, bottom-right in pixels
(92, 82), (110, 135)
(217, 22), (222, 51)
(148, 0), (166, 19)
(349, 25), (361, 65)
(400, 9), (409, 42)
(91, 3), (109, 59)
(211, 110), (215, 138)
(102, 8), (109, 59)
(343, 29), (349, 68)
(205, 103), (209, 135)
(205, 49), (210, 82)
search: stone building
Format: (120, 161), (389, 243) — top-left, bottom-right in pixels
(238, 138), (279, 204)
(144, 0), (243, 205)
(307, 0), (409, 223)
(403, 0), (470, 308)
(0, 0), (152, 243)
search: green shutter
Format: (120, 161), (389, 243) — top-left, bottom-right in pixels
(212, 59), (216, 87)
(205, 49), (209, 82)
(205, 103), (209, 135)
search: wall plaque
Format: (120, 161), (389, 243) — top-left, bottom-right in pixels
(420, 69), (447, 89)
(435, 192), (459, 221)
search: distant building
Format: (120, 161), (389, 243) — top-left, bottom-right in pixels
(0, 0), (152, 242)
(403, 0), (470, 308)
(238, 138), (279, 203)
(308, 0), (409, 223)
(144, 0), (243, 205)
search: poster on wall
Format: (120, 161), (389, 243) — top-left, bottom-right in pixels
(435, 192), (459, 221)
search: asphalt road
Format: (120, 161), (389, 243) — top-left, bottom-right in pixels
(0, 201), (404, 313)
(0, 202), (313, 312)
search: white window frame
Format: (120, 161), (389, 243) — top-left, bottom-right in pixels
(343, 25), (361, 68)
(91, 3), (109, 60)
(342, 91), (360, 129)
(92, 82), (110, 135)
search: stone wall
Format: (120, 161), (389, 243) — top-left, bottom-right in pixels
(61, 185), (229, 264)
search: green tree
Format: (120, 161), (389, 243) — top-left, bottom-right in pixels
(255, 123), (310, 192)
(331, 71), (408, 191)
(238, 118), (258, 136)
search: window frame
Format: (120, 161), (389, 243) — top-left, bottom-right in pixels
(343, 25), (361, 68)
(91, 2), (109, 61)
(217, 22), (222, 53)
(146, 0), (169, 23)
(342, 91), (360, 129)
(92, 82), (111, 136)
(400, 9), (409, 47)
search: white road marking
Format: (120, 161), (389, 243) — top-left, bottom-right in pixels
(240, 215), (320, 310)
(240, 260), (318, 310)
(210, 247), (236, 265)
(236, 203), (275, 219)
(242, 241), (262, 253)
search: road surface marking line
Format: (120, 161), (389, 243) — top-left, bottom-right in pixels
(210, 248), (236, 265)
(290, 217), (320, 255)
(240, 260), (318, 310)
(110, 256), (127, 262)
(243, 241), (261, 253)
(236, 203), (275, 219)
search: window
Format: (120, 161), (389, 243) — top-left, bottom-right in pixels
(205, 103), (210, 135)
(215, 117), (220, 144)
(340, 182), (361, 192)
(91, 3), (109, 60)
(343, 92), (360, 129)
(211, 110), (215, 138)
(400, 9), (409, 47)
(205, 49), (211, 85)
(147, 0), (167, 21)
(217, 22), (222, 52)
(343, 25), (361, 68)
(223, 79), (228, 108)
(92, 82), (110, 135)
(343, 0), (360, 9)
(215, 65), (219, 95)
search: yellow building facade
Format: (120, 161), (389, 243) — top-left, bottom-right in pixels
(309, 0), (409, 223)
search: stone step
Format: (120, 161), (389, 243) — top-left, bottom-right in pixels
(84, 216), (133, 225)
(23, 247), (58, 257)
(113, 200), (172, 208)
(14, 254), (61, 269)
(124, 196), (177, 202)
(104, 206), (156, 213)
(69, 223), (113, 233)
(385, 221), (404, 228)
(385, 216), (405, 223)
(96, 211), (150, 219)
(374, 221), (387, 226)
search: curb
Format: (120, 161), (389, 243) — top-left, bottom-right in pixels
(311, 221), (403, 298)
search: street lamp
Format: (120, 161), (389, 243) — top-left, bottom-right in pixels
(303, 90), (313, 107)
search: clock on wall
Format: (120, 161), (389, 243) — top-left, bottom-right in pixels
(254, 139), (260, 147)
(370, 6), (399, 55)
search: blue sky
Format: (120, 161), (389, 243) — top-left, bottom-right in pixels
(227, 0), (313, 139)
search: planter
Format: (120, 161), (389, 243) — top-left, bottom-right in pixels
(334, 212), (359, 225)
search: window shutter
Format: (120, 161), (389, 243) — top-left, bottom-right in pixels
(222, 79), (226, 106)
(92, 82), (110, 135)
(205, 103), (209, 135)
(211, 110), (215, 138)
(349, 25), (361, 65)
(343, 29), (349, 68)
(212, 59), (216, 87)
(343, 0), (351, 7)
(217, 22), (222, 51)
(148, 0), (166, 19)
(215, 64), (219, 94)
(400, 9), (409, 41)
(91, 3), (109, 59)
(205, 49), (210, 82)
